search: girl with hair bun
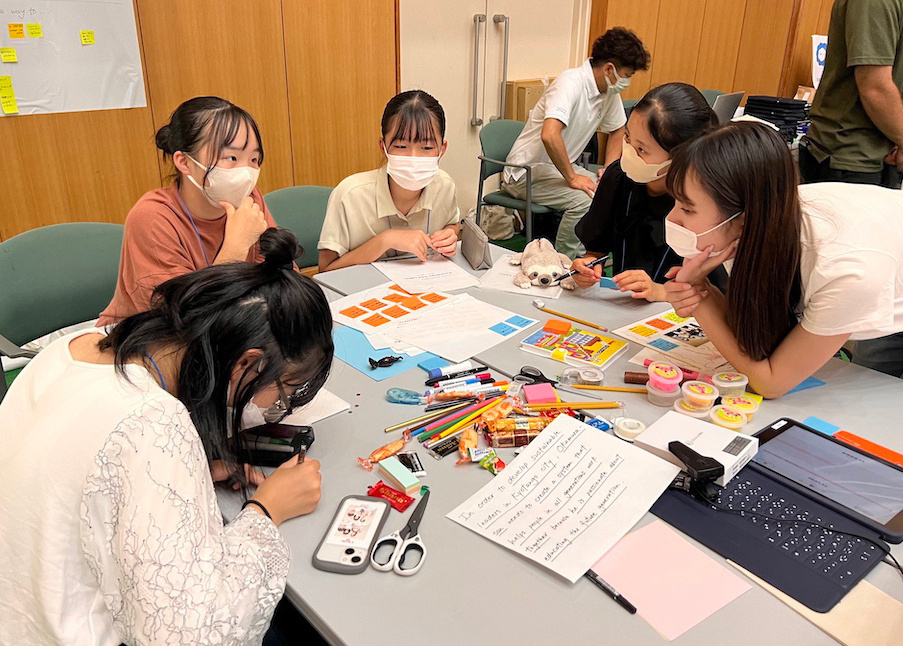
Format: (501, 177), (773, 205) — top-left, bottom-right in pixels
(99, 96), (278, 325)
(0, 229), (333, 644)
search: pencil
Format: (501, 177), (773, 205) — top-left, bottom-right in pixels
(525, 401), (623, 410)
(533, 305), (609, 333)
(383, 401), (472, 433)
(571, 385), (648, 394)
(436, 398), (505, 439)
(416, 398), (500, 441)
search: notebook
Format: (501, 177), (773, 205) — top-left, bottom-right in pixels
(519, 326), (627, 369)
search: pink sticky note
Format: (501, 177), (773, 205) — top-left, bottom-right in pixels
(590, 520), (750, 641)
(523, 382), (556, 404)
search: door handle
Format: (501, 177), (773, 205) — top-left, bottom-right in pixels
(490, 14), (510, 121)
(471, 14), (486, 127)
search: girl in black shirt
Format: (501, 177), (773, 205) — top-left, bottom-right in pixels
(571, 83), (727, 299)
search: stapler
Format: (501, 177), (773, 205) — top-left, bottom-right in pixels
(668, 441), (724, 503)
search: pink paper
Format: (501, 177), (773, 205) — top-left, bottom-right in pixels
(590, 520), (750, 641)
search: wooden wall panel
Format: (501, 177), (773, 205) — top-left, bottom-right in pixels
(781, 0), (824, 97)
(283, 0), (398, 186)
(603, 0), (662, 100)
(137, 0), (293, 195)
(0, 0), (160, 240)
(816, 0), (835, 34)
(732, 0), (797, 97)
(650, 0), (707, 87)
(694, 0), (747, 92)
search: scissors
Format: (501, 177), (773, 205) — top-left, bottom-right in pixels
(370, 489), (429, 576)
(513, 365), (557, 386)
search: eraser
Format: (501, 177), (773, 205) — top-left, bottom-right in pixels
(418, 357), (450, 372)
(523, 382), (557, 404)
(378, 455), (420, 495)
(542, 319), (572, 335)
(599, 276), (618, 289)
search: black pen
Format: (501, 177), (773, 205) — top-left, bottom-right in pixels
(584, 570), (637, 614)
(554, 254), (610, 283)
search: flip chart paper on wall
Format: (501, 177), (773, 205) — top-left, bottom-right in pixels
(0, 1), (146, 115)
(447, 415), (680, 583)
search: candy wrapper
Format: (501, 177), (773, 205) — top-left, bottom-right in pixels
(358, 433), (410, 470)
(367, 480), (415, 512)
(479, 450), (506, 475)
(456, 425), (479, 464)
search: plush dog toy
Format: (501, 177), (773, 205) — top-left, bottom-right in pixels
(510, 238), (576, 290)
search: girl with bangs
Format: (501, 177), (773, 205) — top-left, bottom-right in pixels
(318, 90), (460, 271)
(661, 121), (903, 397)
(99, 96), (277, 325)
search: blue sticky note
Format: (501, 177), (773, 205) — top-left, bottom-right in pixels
(505, 315), (533, 328)
(787, 376), (826, 395)
(599, 276), (618, 289)
(803, 416), (840, 435)
(333, 326), (440, 381)
(417, 357), (449, 372)
(489, 322), (517, 336)
(649, 338), (678, 352)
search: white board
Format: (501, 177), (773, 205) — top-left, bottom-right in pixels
(0, 0), (146, 116)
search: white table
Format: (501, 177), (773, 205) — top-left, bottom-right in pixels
(221, 249), (903, 645)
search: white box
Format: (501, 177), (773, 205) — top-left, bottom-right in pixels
(635, 412), (758, 487)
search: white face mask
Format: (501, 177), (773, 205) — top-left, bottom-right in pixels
(186, 155), (260, 208)
(620, 139), (671, 184)
(665, 212), (742, 259)
(384, 146), (441, 191)
(606, 64), (632, 94)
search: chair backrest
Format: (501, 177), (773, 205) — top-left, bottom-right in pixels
(264, 186), (333, 268)
(479, 119), (526, 180)
(0, 222), (124, 347)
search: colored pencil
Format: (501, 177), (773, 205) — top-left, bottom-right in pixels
(383, 401), (472, 433)
(525, 401), (622, 411)
(571, 384), (648, 394)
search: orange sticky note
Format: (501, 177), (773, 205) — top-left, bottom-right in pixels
(360, 298), (386, 311)
(400, 296), (426, 310)
(0, 48), (16, 63)
(339, 305), (367, 319)
(26, 23), (42, 38)
(646, 318), (674, 330)
(79, 29), (95, 45)
(388, 284), (412, 295)
(383, 293), (407, 303)
(420, 293), (445, 303)
(362, 313), (389, 327)
(8, 24), (24, 39)
(382, 306), (408, 318)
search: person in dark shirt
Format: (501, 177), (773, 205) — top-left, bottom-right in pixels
(571, 82), (727, 300)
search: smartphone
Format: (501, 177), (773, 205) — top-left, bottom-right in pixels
(312, 495), (390, 574)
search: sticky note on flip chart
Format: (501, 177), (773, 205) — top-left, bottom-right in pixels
(80, 30), (95, 45)
(0, 48), (16, 63)
(0, 76), (17, 115)
(8, 24), (24, 39)
(26, 23), (42, 38)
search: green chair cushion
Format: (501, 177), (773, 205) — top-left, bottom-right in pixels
(264, 186), (333, 268)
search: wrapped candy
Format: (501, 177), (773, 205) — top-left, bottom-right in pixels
(358, 433), (410, 470)
(456, 425), (479, 464)
(367, 481), (414, 512)
(479, 450), (506, 475)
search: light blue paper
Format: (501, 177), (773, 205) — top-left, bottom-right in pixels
(803, 416), (840, 435)
(599, 276), (618, 289)
(333, 326), (440, 381)
(786, 376), (826, 395)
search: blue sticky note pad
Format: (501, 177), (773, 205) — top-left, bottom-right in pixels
(505, 315), (532, 328)
(418, 357), (449, 372)
(333, 326), (440, 381)
(649, 338), (678, 352)
(599, 276), (618, 289)
(490, 322), (517, 336)
(786, 376), (826, 395)
(803, 416), (840, 435)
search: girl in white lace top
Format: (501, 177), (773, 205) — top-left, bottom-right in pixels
(0, 229), (333, 645)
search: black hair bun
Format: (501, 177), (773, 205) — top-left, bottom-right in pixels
(155, 124), (175, 155)
(259, 228), (302, 273)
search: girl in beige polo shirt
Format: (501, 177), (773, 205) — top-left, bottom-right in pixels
(318, 90), (461, 272)
(99, 96), (277, 326)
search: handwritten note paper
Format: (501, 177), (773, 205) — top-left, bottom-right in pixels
(477, 253), (563, 299)
(0, 48), (16, 63)
(79, 30), (95, 46)
(0, 76), (17, 115)
(7, 24), (24, 39)
(373, 255), (480, 293)
(26, 23), (42, 39)
(447, 415), (680, 583)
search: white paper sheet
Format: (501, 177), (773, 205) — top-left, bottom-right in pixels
(447, 415), (680, 583)
(329, 282), (452, 335)
(477, 254), (562, 299)
(373, 255), (480, 293)
(382, 294), (537, 362)
(281, 388), (350, 426)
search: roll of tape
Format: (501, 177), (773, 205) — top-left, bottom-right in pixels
(614, 418), (646, 442)
(578, 368), (604, 386)
(559, 367), (583, 386)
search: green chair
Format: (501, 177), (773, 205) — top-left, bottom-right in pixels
(701, 89), (724, 107)
(476, 119), (559, 242)
(264, 186), (333, 269)
(0, 222), (124, 401)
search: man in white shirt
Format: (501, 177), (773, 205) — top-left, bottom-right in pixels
(503, 27), (650, 259)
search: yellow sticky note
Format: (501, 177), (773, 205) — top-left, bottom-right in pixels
(26, 23), (42, 38)
(0, 76), (12, 91)
(79, 29), (95, 45)
(8, 23), (25, 39)
(0, 48), (16, 63)
(0, 76), (17, 115)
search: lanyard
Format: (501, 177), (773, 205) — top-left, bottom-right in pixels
(177, 192), (211, 268)
(621, 192), (670, 281)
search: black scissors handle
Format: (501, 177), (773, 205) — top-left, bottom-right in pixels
(401, 489), (430, 539)
(515, 365), (557, 386)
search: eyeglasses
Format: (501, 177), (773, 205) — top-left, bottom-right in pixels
(262, 378), (312, 424)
